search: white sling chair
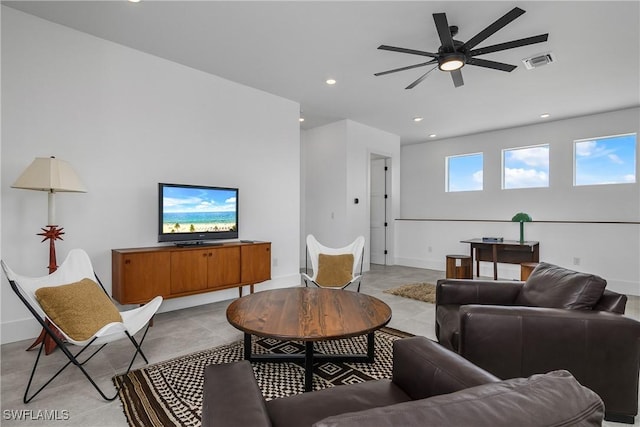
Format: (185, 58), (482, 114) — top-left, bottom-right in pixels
(1, 248), (163, 403)
(302, 234), (365, 291)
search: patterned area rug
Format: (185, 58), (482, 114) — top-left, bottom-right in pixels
(383, 282), (437, 303)
(113, 327), (412, 427)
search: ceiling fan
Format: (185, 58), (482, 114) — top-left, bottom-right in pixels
(374, 7), (549, 89)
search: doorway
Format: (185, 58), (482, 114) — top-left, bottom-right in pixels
(370, 155), (390, 265)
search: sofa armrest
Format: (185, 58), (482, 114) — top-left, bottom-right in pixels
(458, 305), (640, 418)
(436, 279), (522, 306)
(202, 361), (272, 427)
(392, 336), (499, 400)
(594, 289), (627, 314)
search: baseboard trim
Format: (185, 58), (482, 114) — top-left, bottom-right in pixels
(394, 257), (522, 280)
(607, 279), (640, 297)
(1, 274), (301, 345)
(1, 318), (42, 345)
(394, 258), (639, 296)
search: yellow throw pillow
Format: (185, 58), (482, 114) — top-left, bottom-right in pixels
(35, 278), (123, 341)
(315, 254), (354, 287)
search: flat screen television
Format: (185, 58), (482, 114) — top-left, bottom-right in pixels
(158, 183), (238, 244)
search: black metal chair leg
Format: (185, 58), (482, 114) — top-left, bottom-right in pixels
(124, 325), (151, 374)
(22, 322), (155, 403)
(23, 341), (73, 404)
(77, 343), (108, 366)
(76, 362), (120, 401)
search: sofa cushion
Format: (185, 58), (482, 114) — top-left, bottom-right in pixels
(266, 379), (410, 427)
(35, 278), (122, 341)
(313, 370), (604, 427)
(315, 254), (354, 287)
(514, 262), (607, 310)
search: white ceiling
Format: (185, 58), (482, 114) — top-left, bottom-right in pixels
(5, 1), (639, 145)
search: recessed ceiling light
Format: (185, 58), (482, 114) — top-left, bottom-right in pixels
(299, 117), (305, 123)
(540, 113), (550, 119)
(429, 134), (437, 138)
(325, 79), (337, 85)
(128, 0), (141, 3)
(413, 117), (423, 122)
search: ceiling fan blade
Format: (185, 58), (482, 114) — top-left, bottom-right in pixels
(466, 57), (517, 72)
(405, 66), (438, 89)
(374, 60), (437, 77)
(451, 69), (464, 87)
(462, 7), (526, 51)
(378, 45), (438, 58)
(469, 34), (549, 56)
(433, 13), (455, 50)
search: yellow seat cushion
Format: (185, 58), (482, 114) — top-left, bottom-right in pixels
(35, 278), (123, 341)
(315, 254), (354, 287)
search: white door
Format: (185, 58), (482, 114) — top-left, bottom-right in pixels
(370, 156), (389, 265)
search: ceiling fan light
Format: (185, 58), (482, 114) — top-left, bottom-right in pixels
(439, 54), (465, 71)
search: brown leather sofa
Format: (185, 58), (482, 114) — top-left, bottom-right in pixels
(436, 262), (640, 424)
(202, 335), (603, 427)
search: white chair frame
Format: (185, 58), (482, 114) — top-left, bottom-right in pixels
(1, 249), (163, 403)
(301, 234), (365, 291)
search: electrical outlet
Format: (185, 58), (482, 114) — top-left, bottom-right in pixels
(428, 246), (432, 252)
(573, 257), (580, 266)
(273, 258), (278, 267)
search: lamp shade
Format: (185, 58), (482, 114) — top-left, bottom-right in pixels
(511, 212), (532, 222)
(12, 157), (86, 193)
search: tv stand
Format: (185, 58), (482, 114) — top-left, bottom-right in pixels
(112, 241), (271, 304)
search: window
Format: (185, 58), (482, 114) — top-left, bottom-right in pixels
(446, 153), (483, 192)
(502, 144), (549, 189)
(574, 133), (637, 186)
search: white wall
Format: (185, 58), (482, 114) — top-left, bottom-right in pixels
(1, 8), (301, 343)
(345, 120), (401, 267)
(397, 107), (640, 295)
(301, 119), (400, 269)
(302, 121), (349, 248)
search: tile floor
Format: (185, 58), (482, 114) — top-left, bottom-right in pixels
(1, 264), (638, 426)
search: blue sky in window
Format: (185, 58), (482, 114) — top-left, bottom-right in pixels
(503, 145), (549, 189)
(447, 153), (483, 192)
(575, 134), (637, 186)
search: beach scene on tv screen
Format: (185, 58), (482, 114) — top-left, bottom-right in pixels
(163, 186), (237, 234)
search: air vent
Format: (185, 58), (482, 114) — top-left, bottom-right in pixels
(522, 52), (555, 70)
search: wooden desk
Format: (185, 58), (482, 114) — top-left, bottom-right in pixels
(461, 239), (539, 280)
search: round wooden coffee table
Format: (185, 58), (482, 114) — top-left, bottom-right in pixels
(226, 287), (392, 392)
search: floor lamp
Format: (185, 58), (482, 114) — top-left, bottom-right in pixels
(11, 156), (86, 354)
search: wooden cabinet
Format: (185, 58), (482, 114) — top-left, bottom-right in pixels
(241, 244), (271, 284)
(112, 251), (171, 304)
(170, 249), (209, 294)
(112, 242), (270, 305)
(207, 245), (241, 289)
